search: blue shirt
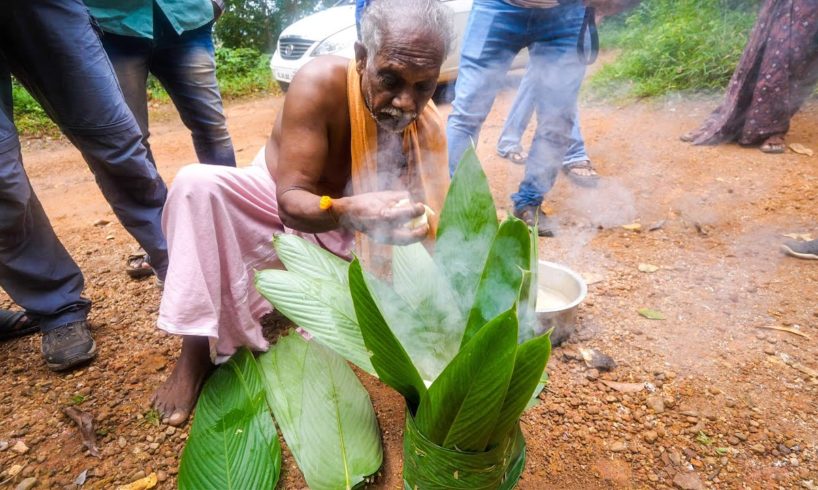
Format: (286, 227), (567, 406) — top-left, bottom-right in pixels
(84, 0), (214, 39)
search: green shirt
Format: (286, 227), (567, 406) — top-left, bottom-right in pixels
(84, 0), (214, 39)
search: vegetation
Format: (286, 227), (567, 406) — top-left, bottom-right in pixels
(590, 0), (761, 98)
(255, 147), (552, 488)
(13, 47), (276, 138)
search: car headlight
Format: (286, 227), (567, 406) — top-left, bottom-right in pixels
(311, 26), (357, 56)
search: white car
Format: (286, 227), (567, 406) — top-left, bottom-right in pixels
(270, 0), (527, 92)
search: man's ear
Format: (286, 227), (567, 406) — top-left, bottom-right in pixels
(354, 41), (367, 75)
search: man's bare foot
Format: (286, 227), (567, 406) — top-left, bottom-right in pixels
(151, 335), (213, 426)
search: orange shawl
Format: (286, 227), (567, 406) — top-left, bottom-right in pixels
(346, 60), (449, 269)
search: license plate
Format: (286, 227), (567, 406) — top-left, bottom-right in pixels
(275, 68), (295, 82)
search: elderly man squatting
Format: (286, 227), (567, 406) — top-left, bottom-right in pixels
(151, 0), (454, 426)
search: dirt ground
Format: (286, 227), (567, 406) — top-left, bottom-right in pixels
(1, 81), (817, 490)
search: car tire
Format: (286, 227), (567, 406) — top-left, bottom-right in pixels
(277, 81), (289, 93)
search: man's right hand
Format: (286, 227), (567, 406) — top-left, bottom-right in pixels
(335, 190), (429, 245)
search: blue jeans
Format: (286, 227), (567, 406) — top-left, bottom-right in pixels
(447, 0), (586, 210)
(0, 0), (168, 331)
(101, 13), (235, 167)
(496, 66), (589, 165)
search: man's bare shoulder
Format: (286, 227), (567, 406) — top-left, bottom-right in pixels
(287, 55), (350, 108)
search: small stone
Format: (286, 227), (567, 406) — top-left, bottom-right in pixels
(165, 427), (176, 436)
(131, 470), (146, 481)
(7, 464), (24, 477)
(735, 432), (748, 441)
(11, 440), (29, 454)
(611, 441), (627, 452)
(586, 369), (600, 381)
(157, 471), (168, 482)
(14, 477), (37, 490)
(763, 346), (775, 355)
(778, 444), (791, 455)
(646, 395), (665, 414)
(728, 436), (740, 445)
(0, 440), (8, 451)
(92, 219), (110, 227)
(673, 471), (704, 490)
(643, 430), (659, 443)
(751, 444), (766, 455)
(118, 437), (127, 449)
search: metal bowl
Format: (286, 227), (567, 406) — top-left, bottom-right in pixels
(534, 260), (587, 347)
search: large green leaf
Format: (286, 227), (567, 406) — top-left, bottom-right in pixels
(434, 146), (499, 315)
(273, 234), (349, 285)
(255, 269), (373, 375)
(414, 309), (518, 452)
(390, 243), (463, 377)
(258, 332), (382, 490)
(178, 349), (281, 490)
(348, 258), (427, 411)
(460, 218), (531, 348)
(517, 226), (540, 343)
(489, 333), (552, 446)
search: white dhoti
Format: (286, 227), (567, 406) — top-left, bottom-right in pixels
(157, 150), (353, 360)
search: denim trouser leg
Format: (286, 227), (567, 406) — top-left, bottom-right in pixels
(0, 76), (90, 330)
(497, 64), (536, 156)
(511, 4), (586, 210)
(101, 35), (157, 166)
(447, 0), (527, 175)
(103, 21), (236, 167)
(563, 115), (589, 165)
(0, 0), (169, 330)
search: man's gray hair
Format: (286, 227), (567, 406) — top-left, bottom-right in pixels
(360, 0), (455, 60)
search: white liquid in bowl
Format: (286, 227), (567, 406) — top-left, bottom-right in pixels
(535, 287), (572, 312)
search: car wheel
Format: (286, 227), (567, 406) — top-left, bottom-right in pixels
(277, 81), (289, 93)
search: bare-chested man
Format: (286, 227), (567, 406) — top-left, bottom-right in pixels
(151, 0), (454, 426)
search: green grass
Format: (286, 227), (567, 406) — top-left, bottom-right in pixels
(14, 47), (277, 138)
(590, 0), (760, 99)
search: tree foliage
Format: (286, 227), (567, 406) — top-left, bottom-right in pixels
(215, 0), (329, 52)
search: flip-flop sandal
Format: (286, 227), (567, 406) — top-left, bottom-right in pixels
(127, 250), (156, 279)
(498, 150), (527, 165)
(0, 310), (40, 341)
(563, 160), (600, 188)
(760, 142), (785, 154)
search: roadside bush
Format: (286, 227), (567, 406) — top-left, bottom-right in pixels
(16, 46), (275, 137)
(590, 0), (761, 98)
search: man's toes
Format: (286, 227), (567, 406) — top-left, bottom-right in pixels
(167, 409), (190, 427)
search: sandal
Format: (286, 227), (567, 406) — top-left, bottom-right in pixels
(0, 309), (40, 341)
(498, 150), (527, 165)
(562, 160), (600, 188)
(760, 136), (785, 154)
(127, 248), (155, 279)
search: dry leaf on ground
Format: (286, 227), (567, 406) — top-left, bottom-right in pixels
(789, 143), (814, 156)
(638, 308), (666, 320)
(782, 232), (814, 241)
(601, 381), (647, 393)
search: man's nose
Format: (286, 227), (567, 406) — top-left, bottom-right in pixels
(392, 90), (415, 113)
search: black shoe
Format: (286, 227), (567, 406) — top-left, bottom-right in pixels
(781, 239), (818, 260)
(513, 205), (556, 237)
(41, 321), (97, 371)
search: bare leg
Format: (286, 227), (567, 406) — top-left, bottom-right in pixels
(152, 335), (213, 426)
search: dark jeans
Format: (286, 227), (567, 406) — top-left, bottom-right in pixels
(0, 0), (168, 332)
(101, 15), (236, 167)
(446, 0), (586, 210)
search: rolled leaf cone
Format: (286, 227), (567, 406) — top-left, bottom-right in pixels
(403, 412), (525, 490)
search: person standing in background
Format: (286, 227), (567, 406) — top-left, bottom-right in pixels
(496, 64), (599, 187)
(446, 0), (588, 237)
(84, 0), (236, 278)
(682, 0), (818, 153)
(0, 0), (169, 370)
